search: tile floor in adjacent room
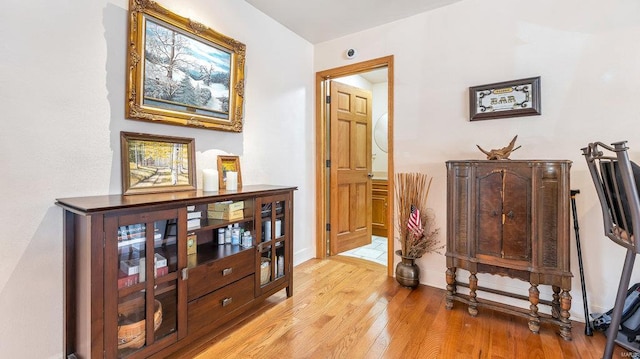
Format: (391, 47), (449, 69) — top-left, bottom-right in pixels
(339, 235), (387, 266)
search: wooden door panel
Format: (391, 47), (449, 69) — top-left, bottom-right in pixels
(330, 81), (372, 255)
(539, 172), (560, 268)
(372, 180), (388, 237)
(337, 91), (351, 111)
(355, 94), (368, 114)
(354, 122), (368, 169)
(372, 197), (386, 225)
(503, 172), (531, 260)
(477, 172), (503, 256)
(337, 184), (351, 233)
(337, 120), (351, 168)
(354, 182), (367, 229)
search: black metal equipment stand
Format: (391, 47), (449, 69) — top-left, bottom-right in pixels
(571, 189), (594, 336)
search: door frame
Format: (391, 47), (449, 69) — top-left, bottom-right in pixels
(315, 55), (395, 276)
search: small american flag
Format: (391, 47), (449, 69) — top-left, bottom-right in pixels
(407, 204), (423, 237)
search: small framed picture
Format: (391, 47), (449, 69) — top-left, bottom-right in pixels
(120, 132), (196, 195)
(469, 76), (541, 121)
(217, 155), (242, 189)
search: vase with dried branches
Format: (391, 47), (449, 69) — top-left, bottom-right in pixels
(394, 172), (442, 287)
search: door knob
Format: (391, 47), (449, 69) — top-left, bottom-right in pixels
(368, 173), (374, 178)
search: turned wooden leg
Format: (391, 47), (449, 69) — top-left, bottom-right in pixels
(445, 267), (457, 310)
(551, 285), (560, 319)
(468, 272), (478, 317)
(560, 289), (573, 341)
(528, 284), (540, 334)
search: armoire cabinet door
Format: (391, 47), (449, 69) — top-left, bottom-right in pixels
(476, 166), (531, 262)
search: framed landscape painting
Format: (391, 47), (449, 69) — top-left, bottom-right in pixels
(126, 0), (246, 132)
(121, 132), (196, 195)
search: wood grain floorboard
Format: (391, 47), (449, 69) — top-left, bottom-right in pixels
(169, 256), (628, 358)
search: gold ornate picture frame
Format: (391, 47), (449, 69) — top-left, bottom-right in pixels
(126, 0), (246, 132)
(121, 131), (196, 195)
(217, 155), (242, 189)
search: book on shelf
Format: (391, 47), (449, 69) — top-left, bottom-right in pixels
(155, 265), (168, 278)
(187, 211), (202, 220)
(187, 253), (197, 269)
(124, 255), (169, 281)
(118, 224), (145, 241)
(187, 218), (201, 229)
(187, 233), (197, 255)
(154, 253), (167, 268)
(207, 209), (244, 221)
(118, 270), (139, 289)
(208, 201), (244, 212)
(120, 258), (140, 276)
(117, 236), (146, 248)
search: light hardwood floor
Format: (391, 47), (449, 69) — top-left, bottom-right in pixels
(170, 256), (625, 358)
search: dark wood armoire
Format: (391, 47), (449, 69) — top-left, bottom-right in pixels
(445, 160), (573, 340)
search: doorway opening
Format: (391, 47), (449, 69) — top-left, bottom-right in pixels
(314, 56), (394, 276)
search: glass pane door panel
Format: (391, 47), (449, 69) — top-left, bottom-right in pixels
(260, 246), (272, 286)
(152, 218), (178, 343)
(275, 245), (286, 280)
(262, 219), (272, 242)
(154, 280), (177, 341)
(275, 201), (284, 216)
(118, 223), (147, 286)
(117, 291), (147, 357)
(154, 219), (178, 274)
(275, 217), (284, 240)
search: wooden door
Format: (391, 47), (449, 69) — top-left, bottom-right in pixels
(329, 81), (373, 255)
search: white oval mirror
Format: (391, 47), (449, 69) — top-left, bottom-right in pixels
(374, 113), (388, 153)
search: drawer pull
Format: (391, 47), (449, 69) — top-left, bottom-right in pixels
(222, 267), (233, 276)
(222, 297), (233, 307)
(181, 268), (189, 280)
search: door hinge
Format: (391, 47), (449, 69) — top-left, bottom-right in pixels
(326, 223), (331, 231)
(326, 160), (331, 168)
(326, 95), (331, 104)
(103, 233), (106, 248)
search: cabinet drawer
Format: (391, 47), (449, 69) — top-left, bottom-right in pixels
(187, 274), (255, 335)
(188, 249), (254, 301)
(372, 180), (387, 192)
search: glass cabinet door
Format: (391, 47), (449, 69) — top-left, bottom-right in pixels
(256, 194), (290, 295)
(108, 208), (183, 358)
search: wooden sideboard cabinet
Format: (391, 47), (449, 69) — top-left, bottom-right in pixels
(445, 160), (572, 340)
(57, 185), (295, 358)
(371, 179), (389, 237)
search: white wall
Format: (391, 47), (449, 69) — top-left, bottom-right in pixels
(0, 0), (314, 357)
(315, 0), (640, 321)
(372, 82), (388, 175)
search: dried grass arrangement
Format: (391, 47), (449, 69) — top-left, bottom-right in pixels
(395, 172), (442, 258)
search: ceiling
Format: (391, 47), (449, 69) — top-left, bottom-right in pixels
(244, 0), (462, 44)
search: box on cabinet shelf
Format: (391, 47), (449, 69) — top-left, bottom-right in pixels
(208, 201), (244, 212)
